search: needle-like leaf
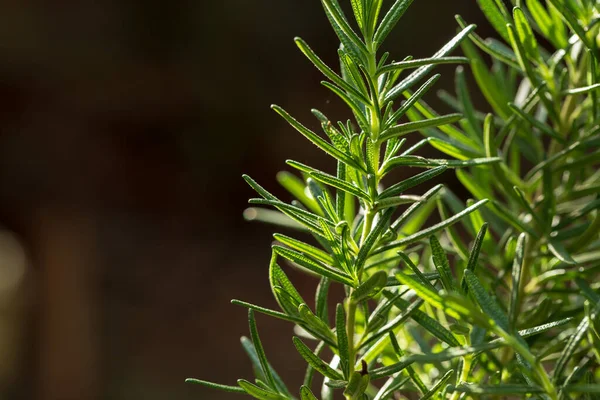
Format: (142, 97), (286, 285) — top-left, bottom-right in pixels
(430, 235), (456, 292)
(293, 337), (344, 380)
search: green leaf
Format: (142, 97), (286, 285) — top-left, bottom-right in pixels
(365, 0), (383, 39)
(335, 304), (349, 377)
(300, 386), (318, 400)
(355, 209), (394, 272)
(397, 252), (436, 291)
(508, 103), (563, 142)
(563, 384), (600, 394)
(420, 369), (455, 399)
(385, 25), (476, 102)
(349, 0), (364, 29)
(244, 208), (307, 231)
(249, 198), (328, 234)
(388, 333), (428, 395)
(273, 287), (303, 320)
(378, 166), (448, 199)
(382, 291), (461, 347)
(317, 220), (352, 275)
(378, 57), (468, 76)
(320, 0), (369, 61)
(315, 277), (331, 322)
(373, 0), (416, 48)
(248, 310), (278, 390)
(513, 7), (540, 61)
(385, 75), (440, 127)
(344, 371), (370, 399)
(519, 318), (574, 337)
(299, 304), (337, 344)
(272, 106), (366, 172)
(427, 137), (481, 160)
(231, 300), (301, 324)
(463, 35), (515, 115)
(361, 297), (424, 348)
(369, 358), (413, 381)
(322, 81), (370, 129)
(381, 156), (501, 174)
(403, 98), (481, 152)
(240, 336), (290, 396)
(274, 234), (334, 266)
(324, 379), (347, 389)
(376, 199), (489, 254)
(509, 233), (526, 332)
(379, 114), (464, 141)
(303, 341), (326, 389)
(553, 305), (598, 382)
(456, 15), (519, 68)
(526, 0), (566, 48)
(546, 0), (595, 51)
(293, 337), (344, 380)
(548, 238), (577, 265)
(455, 65), (482, 140)
(372, 194), (421, 212)
(430, 235), (457, 292)
(464, 270), (509, 331)
(467, 223), (488, 273)
(562, 83), (600, 95)
(437, 199), (469, 261)
(374, 317), (572, 376)
(513, 186), (543, 226)
(295, 38), (371, 106)
(312, 171), (371, 203)
(575, 278), (600, 304)
(461, 223), (488, 294)
(396, 272), (466, 321)
(374, 376), (410, 400)
(468, 56), (512, 119)
(485, 199), (539, 238)
(449, 383), (545, 395)
(270, 257), (306, 310)
(336, 163), (348, 221)
(251, 198), (324, 230)
(306, 178), (335, 220)
(244, 175), (329, 233)
(475, 0), (510, 42)
(274, 245), (356, 286)
(276, 171), (321, 214)
(389, 184), (442, 234)
(352, 271), (388, 303)
(185, 379), (246, 394)
(237, 380), (288, 400)
(338, 50), (370, 101)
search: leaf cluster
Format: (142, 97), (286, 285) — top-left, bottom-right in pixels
(188, 0), (600, 399)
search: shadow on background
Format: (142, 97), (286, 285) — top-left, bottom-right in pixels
(0, 1), (494, 399)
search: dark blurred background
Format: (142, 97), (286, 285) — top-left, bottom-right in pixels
(0, 1), (495, 399)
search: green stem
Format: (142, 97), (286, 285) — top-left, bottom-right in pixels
(450, 355), (472, 400)
(501, 332), (558, 400)
(361, 209), (374, 246)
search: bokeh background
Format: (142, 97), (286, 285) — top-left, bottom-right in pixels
(0, 1), (497, 399)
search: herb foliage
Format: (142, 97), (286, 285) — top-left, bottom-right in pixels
(188, 0), (600, 398)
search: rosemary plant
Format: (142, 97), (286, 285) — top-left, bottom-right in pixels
(188, 0), (600, 398)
